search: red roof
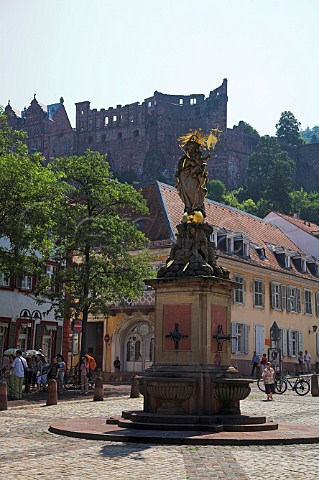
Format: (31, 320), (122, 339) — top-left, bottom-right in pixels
(138, 182), (318, 280)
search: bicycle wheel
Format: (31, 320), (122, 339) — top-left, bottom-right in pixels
(275, 378), (287, 394)
(294, 380), (310, 396)
(257, 378), (266, 392)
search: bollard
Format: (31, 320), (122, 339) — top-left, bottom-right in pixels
(46, 379), (58, 406)
(93, 377), (104, 402)
(130, 375), (140, 398)
(311, 374), (319, 397)
(0, 381), (8, 411)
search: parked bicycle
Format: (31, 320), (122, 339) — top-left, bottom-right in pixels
(257, 372), (310, 396)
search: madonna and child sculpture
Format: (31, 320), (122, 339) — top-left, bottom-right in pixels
(157, 129), (229, 279)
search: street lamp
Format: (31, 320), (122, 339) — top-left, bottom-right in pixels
(309, 325), (318, 334)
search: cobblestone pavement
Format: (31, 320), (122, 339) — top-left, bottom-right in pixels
(1, 384), (319, 480)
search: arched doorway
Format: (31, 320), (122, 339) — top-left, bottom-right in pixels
(125, 322), (154, 372)
(112, 314), (154, 374)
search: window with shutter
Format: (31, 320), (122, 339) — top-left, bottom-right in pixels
(231, 323), (237, 353)
(232, 322), (249, 354)
(253, 280), (264, 308)
(304, 290), (313, 315)
(316, 292), (319, 317)
(298, 331), (303, 354)
(244, 324), (249, 354)
(288, 329), (299, 356)
(234, 274), (244, 304)
(288, 329), (293, 356)
(281, 328), (287, 356)
(281, 285), (287, 310)
(254, 324), (265, 355)
(271, 282), (281, 309)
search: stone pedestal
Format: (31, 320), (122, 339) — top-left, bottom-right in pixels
(139, 276), (242, 416)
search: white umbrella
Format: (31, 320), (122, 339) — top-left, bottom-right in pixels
(23, 349), (41, 358)
(3, 348), (18, 356)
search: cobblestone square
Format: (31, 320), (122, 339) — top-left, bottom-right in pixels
(1, 384), (319, 479)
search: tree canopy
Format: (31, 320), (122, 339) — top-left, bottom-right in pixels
(276, 111), (304, 145)
(34, 150), (153, 354)
(0, 114), (65, 276)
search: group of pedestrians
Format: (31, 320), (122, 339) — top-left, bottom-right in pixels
(297, 350), (311, 372)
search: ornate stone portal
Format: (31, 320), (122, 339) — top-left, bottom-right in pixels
(110, 130), (277, 433)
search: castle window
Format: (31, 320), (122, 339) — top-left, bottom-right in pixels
(104, 117), (109, 126)
(88, 120), (92, 129)
(113, 115), (117, 122)
(148, 101), (152, 108)
(190, 98), (197, 105)
(81, 122), (84, 131)
(88, 136), (93, 144)
(101, 134), (106, 143)
(133, 129), (139, 138)
(53, 144), (58, 154)
(179, 98), (183, 105)
(62, 143), (68, 152)
(81, 110), (84, 115)
(117, 132), (123, 140)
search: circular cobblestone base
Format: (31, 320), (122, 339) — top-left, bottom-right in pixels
(49, 416), (319, 445)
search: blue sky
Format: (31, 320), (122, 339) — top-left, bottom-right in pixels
(1, 0), (318, 135)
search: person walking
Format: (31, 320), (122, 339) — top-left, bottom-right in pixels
(304, 350), (311, 373)
(80, 356), (89, 395)
(113, 356), (121, 382)
(56, 355), (66, 393)
(10, 350), (27, 400)
(251, 351), (260, 377)
(297, 351), (304, 373)
(262, 361), (276, 401)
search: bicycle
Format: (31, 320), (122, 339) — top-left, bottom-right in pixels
(257, 373), (310, 396)
(257, 373), (286, 395)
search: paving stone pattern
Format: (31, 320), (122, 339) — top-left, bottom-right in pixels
(0, 385), (319, 479)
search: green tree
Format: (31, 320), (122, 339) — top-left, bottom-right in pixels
(276, 111), (304, 145)
(264, 152), (295, 212)
(246, 135), (295, 211)
(35, 150), (153, 356)
(207, 179), (226, 202)
(241, 121), (259, 136)
(289, 189), (319, 224)
(0, 113), (64, 276)
(300, 126), (319, 144)
(247, 136), (281, 201)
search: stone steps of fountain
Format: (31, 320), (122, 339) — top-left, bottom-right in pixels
(117, 418), (278, 432)
(121, 410), (267, 425)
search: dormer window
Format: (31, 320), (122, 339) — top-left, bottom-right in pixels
(285, 255), (291, 269)
(234, 233), (250, 257)
(301, 259), (307, 273)
(226, 237), (233, 253)
(210, 230), (218, 247)
(190, 98), (197, 105)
